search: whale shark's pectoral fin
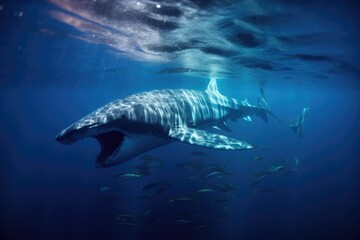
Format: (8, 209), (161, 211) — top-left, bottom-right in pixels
(169, 127), (253, 150)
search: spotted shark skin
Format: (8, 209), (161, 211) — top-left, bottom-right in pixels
(56, 78), (307, 168)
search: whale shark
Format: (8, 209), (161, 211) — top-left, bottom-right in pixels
(56, 79), (308, 168)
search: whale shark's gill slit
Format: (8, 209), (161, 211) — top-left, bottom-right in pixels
(94, 131), (125, 163)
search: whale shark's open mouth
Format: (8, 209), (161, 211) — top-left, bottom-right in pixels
(94, 131), (125, 165)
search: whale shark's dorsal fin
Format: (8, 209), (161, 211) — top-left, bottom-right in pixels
(206, 78), (221, 95)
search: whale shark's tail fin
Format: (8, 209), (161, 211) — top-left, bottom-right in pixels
(289, 107), (309, 138)
(257, 85), (309, 138)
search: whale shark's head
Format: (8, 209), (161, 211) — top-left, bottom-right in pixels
(56, 99), (170, 168)
(55, 111), (130, 167)
(55, 101), (153, 168)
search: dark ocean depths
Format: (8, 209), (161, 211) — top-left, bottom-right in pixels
(1, 0), (360, 240)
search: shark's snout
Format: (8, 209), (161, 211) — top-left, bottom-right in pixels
(56, 121), (102, 145)
(55, 128), (77, 145)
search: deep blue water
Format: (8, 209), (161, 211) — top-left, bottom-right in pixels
(1, 0), (360, 240)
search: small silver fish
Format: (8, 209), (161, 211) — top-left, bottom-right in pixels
(99, 186), (111, 193)
(193, 188), (214, 194)
(169, 197), (197, 203)
(254, 155), (265, 161)
(251, 174), (268, 186)
(294, 157), (300, 167)
(205, 171), (223, 179)
(114, 172), (141, 180)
